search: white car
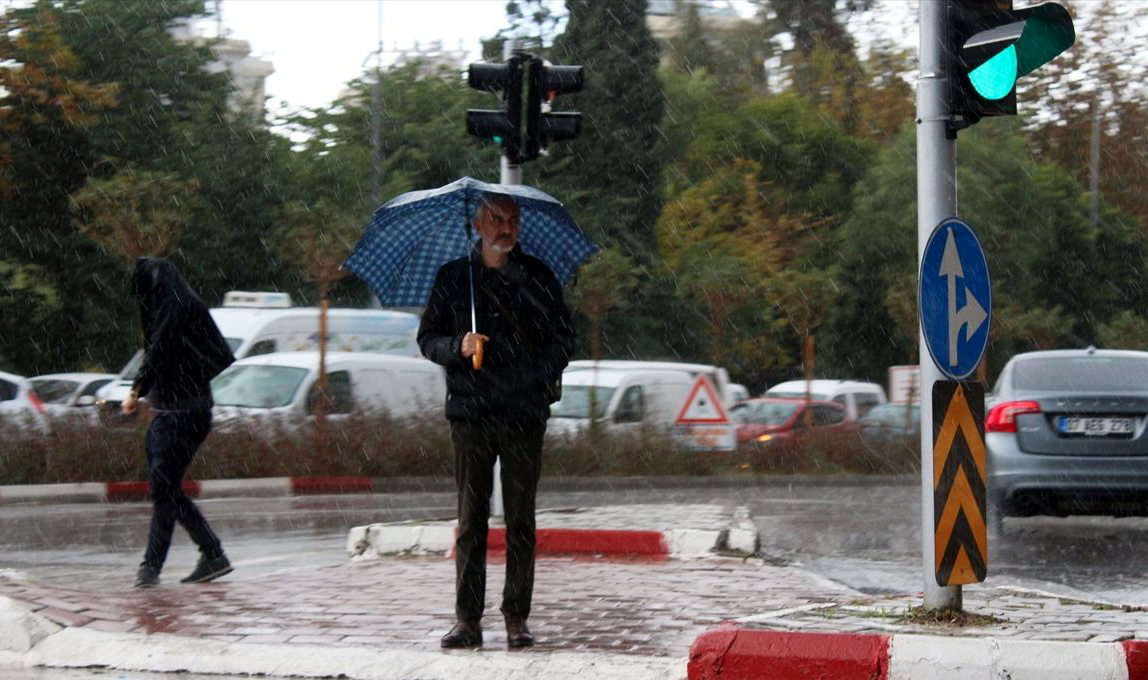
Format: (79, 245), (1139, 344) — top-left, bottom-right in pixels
(764, 379), (888, 421)
(0, 370), (49, 432)
(210, 351), (446, 433)
(29, 372), (117, 419)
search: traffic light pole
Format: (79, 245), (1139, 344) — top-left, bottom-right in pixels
(918, 0), (961, 611)
(487, 40), (525, 522)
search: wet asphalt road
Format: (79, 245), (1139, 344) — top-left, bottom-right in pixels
(1, 478), (1146, 605)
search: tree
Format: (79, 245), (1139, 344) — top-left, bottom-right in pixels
(71, 168), (197, 265)
(278, 201), (360, 428)
(568, 248), (640, 362)
(766, 267), (841, 411)
(0, 3), (116, 373)
(824, 119), (1148, 383)
(547, 0), (665, 259)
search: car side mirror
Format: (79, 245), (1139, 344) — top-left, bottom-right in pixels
(76, 395), (96, 407)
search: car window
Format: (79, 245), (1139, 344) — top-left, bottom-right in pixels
(614, 386), (644, 423)
(212, 365), (308, 408)
(855, 393), (880, 417)
(812, 405), (845, 426)
(749, 401), (799, 425)
(246, 339), (277, 357)
(80, 379), (112, 397)
(832, 395), (847, 407)
(1, 378), (20, 401)
(29, 379), (80, 404)
(308, 370), (353, 415)
(551, 385), (615, 419)
(1013, 356), (1148, 392)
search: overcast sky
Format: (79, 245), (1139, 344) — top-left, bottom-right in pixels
(212, 1), (511, 111)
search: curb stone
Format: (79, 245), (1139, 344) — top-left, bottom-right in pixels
(687, 626), (1148, 680)
(3, 625), (687, 680)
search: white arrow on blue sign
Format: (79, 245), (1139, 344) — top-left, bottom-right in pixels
(919, 217), (991, 380)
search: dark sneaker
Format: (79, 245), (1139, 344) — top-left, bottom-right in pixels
(440, 619), (483, 649)
(180, 554), (233, 584)
(134, 564), (160, 589)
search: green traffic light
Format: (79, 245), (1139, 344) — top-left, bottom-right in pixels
(968, 45), (1017, 101)
(492, 135), (503, 143)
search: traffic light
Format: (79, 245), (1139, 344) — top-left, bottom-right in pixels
(466, 55), (525, 162)
(524, 57), (583, 162)
(946, 0), (1074, 131)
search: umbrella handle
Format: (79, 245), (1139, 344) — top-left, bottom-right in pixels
(472, 337), (484, 371)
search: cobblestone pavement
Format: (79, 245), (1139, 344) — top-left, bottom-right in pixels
(0, 555), (848, 656)
(2, 501), (1147, 663)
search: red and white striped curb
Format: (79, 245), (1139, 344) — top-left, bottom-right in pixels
(0, 476), (375, 505)
(688, 626), (1148, 680)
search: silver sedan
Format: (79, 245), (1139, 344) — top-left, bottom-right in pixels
(987, 348), (1148, 518)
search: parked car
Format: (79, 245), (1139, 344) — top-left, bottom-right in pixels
(0, 370), (49, 432)
(730, 397), (849, 445)
(857, 401), (921, 440)
(986, 347), (1148, 519)
(29, 372), (116, 418)
(547, 367), (696, 436)
(565, 360), (737, 408)
(97, 291), (422, 417)
(210, 351), (446, 431)
(764, 379), (887, 421)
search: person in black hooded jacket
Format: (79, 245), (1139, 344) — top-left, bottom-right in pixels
(122, 257), (235, 588)
(418, 193), (575, 649)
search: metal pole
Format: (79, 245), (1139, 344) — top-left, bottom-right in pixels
(488, 38), (523, 522)
(918, 0), (961, 611)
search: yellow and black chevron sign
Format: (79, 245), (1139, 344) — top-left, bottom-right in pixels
(933, 380), (987, 587)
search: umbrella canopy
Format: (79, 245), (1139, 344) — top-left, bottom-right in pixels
(344, 177), (598, 308)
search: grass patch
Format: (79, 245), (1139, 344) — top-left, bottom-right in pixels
(898, 606), (1006, 627)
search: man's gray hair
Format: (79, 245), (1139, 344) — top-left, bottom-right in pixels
(474, 192), (518, 221)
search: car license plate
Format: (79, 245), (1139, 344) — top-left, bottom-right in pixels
(1056, 416), (1134, 436)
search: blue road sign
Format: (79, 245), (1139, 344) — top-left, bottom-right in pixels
(919, 218), (991, 380)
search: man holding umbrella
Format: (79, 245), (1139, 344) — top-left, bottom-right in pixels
(418, 192), (575, 649)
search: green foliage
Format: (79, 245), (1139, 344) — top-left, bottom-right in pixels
(822, 119), (1148, 382)
(546, 0), (665, 258)
(1096, 311), (1148, 351)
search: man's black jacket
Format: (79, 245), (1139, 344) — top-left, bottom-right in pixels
(131, 258), (235, 412)
(417, 245), (574, 424)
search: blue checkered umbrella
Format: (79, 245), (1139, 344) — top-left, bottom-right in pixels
(344, 177), (598, 308)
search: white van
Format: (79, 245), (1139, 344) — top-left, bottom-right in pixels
(547, 367), (696, 436)
(210, 351), (445, 428)
(764, 379), (888, 421)
(564, 360), (735, 408)
(97, 292), (421, 412)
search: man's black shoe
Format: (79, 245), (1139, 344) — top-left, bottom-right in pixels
(440, 620), (483, 649)
(505, 615), (535, 648)
(180, 554), (233, 584)
(134, 564), (160, 589)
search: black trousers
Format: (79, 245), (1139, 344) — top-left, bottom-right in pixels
(143, 411), (223, 570)
(451, 419), (545, 623)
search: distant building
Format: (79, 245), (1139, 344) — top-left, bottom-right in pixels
(647, 0), (745, 48)
(391, 39), (469, 78)
(207, 38), (275, 115)
(169, 23), (274, 118)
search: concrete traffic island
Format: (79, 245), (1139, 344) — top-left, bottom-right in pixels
(346, 503), (761, 560)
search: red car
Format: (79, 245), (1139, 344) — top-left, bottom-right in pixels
(730, 397), (849, 445)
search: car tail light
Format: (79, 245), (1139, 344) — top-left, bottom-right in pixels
(26, 388), (46, 413)
(985, 400), (1040, 433)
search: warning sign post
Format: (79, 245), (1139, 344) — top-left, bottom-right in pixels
(674, 375), (736, 452)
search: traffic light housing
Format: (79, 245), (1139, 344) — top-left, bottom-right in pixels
(946, 0), (1075, 132)
(466, 55), (525, 162)
(524, 59), (584, 162)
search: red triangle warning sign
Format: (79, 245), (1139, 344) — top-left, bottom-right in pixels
(675, 375), (730, 425)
